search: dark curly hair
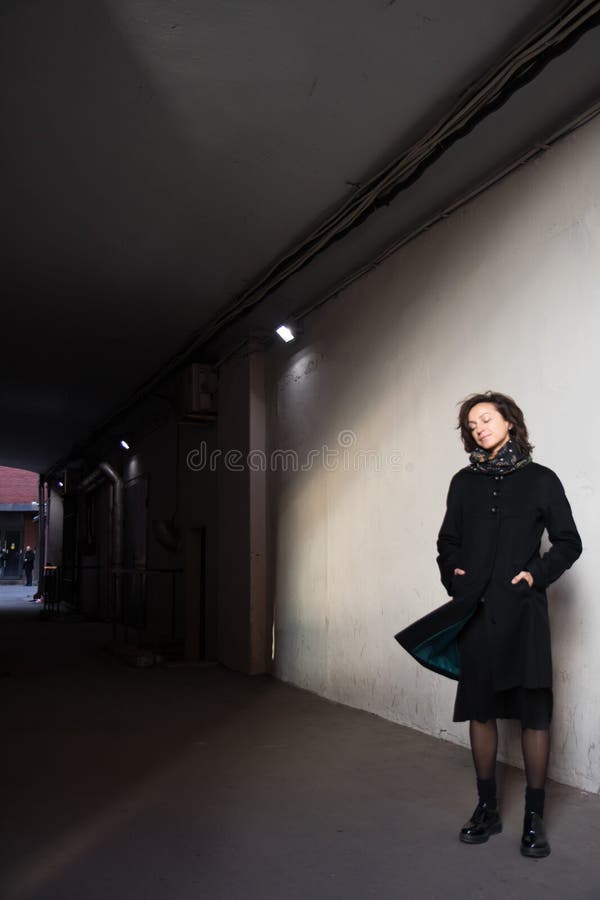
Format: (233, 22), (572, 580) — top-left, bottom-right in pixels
(457, 391), (534, 455)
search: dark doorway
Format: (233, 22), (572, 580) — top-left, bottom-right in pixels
(4, 530), (22, 577)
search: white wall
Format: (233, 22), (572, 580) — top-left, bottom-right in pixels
(46, 487), (64, 568)
(268, 115), (600, 792)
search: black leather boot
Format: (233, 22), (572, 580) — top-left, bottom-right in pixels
(459, 802), (502, 844)
(520, 810), (551, 858)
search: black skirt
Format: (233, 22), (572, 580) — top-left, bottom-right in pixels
(453, 600), (553, 729)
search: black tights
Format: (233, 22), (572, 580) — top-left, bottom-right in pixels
(521, 726), (550, 789)
(469, 720), (550, 789)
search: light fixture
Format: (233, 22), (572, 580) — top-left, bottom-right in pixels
(57, 481), (64, 488)
(120, 439), (130, 450)
(276, 325), (295, 343)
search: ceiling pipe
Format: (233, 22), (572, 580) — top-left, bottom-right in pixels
(98, 462), (124, 572)
(81, 468), (104, 492)
(295, 98), (600, 324)
(80, 462), (123, 572)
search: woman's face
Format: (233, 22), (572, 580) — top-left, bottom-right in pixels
(467, 402), (512, 457)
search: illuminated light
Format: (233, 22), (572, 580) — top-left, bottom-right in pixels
(58, 481), (64, 488)
(276, 325), (295, 343)
(120, 439), (130, 450)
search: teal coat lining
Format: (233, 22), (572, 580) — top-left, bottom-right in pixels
(412, 614), (474, 679)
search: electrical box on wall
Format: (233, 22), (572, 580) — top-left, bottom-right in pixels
(182, 364), (218, 419)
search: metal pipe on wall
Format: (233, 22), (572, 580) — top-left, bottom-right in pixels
(81, 468), (104, 493)
(98, 462), (123, 571)
(36, 476), (46, 598)
(80, 463), (123, 568)
(79, 463), (124, 620)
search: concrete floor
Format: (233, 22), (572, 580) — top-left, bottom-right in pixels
(1, 585), (599, 900)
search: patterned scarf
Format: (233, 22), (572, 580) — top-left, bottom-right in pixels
(469, 438), (531, 475)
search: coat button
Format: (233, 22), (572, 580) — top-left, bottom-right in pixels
(490, 506), (498, 513)
(492, 490), (500, 497)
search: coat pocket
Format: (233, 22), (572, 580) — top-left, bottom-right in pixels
(451, 571), (469, 597)
(510, 561), (533, 592)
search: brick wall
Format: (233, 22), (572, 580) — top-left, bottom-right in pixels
(0, 467), (39, 504)
(24, 518), (37, 549)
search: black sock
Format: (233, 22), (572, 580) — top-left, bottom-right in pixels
(477, 777), (497, 808)
(525, 786), (545, 817)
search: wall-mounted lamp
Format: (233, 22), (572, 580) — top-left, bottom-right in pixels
(120, 439), (131, 450)
(276, 325), (295, 343)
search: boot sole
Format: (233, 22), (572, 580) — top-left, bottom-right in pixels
(459, 822), (503, 844)
(520, 844), (551, 858)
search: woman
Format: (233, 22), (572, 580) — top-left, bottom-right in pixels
(396, 391), (581, 858)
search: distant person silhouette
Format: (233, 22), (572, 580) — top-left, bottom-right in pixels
(23, 546), (35, 586)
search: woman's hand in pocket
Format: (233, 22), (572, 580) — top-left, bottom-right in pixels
(511, 570), (533, 588)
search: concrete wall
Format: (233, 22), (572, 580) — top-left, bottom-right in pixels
(269, 116), (600, 792)
(217, 344), (269, 673)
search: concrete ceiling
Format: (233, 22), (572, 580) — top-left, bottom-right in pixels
(2, 0), (600, 473)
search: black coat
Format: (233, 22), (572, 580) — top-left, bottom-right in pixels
(396, 462), (582, 690)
